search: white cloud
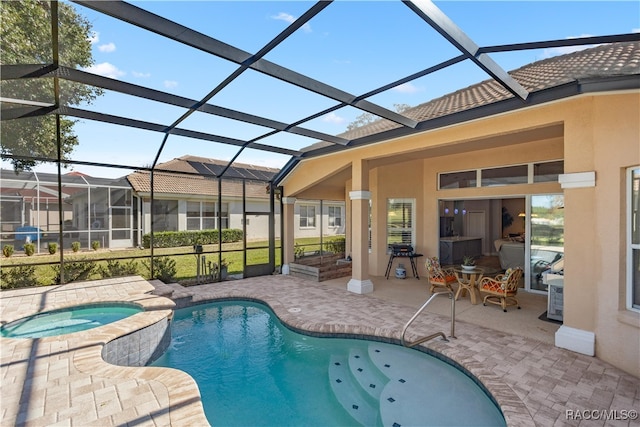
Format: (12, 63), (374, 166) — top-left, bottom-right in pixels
(88, 31), (99, 45)
(98, 42), (116, 53)
(633, 28), (640, 33)
(164, 80), (179, 89)
(271, 12), (312, 33)
(322, 112), (345, 124)
(392, 83), (422, 94)
(132, 71), (151, 78)
(83, 62), (125, 79)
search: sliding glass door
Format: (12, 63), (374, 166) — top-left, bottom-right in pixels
(528, 194), (564, 291)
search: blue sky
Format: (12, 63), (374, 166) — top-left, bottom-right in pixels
(14, 1), (640, 178)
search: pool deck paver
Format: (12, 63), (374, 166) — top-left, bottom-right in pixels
(1, 274), (639, 427)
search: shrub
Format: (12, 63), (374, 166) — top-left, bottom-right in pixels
(91, 240), (100, 251)
(23, 243), (35, 256)
(98, 259), (139, 278)
(141, 229), (244, 249)
(0, 265), (37, 289)
(325, 237), (346, 254)
(71, 241), (81, 252)
(52, 261), (95, 284)
(2, 244), (14, 258)
(142, 256), (177, 283)
(48, 242), (58, 255)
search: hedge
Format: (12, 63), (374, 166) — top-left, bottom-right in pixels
(142, 229), (244, 249)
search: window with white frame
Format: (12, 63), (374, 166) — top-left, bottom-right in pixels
(299, 205), (316, 228)
(387, 198), (415, 250)
(328, 205), (342, 227)
(186, 201), (227, 230)
(628, 166), (640, 311)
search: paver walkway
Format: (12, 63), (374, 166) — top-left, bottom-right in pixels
(1, 275), (639, 426)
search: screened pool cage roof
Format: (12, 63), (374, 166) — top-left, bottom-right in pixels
(1, 1), (639, 185)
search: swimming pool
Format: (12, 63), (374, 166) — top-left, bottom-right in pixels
(152, 301), (505, 426)
(0, 302), (143, 339)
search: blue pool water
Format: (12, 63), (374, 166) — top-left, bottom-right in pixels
(152, 301), (505, 426)
(1, 303), (142, 338)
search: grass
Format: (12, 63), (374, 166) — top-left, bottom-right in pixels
(1, 236), (344, 287)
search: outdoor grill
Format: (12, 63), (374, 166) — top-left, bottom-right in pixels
(385, 244), (423, 279)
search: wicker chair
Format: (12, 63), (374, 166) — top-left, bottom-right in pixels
(478, 267), (523, 312)
(425, 257), (457, 294)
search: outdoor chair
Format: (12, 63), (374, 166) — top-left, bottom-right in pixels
(425, 256), (457, 294)
(478, 267), (523, 312)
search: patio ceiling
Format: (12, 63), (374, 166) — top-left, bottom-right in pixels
(1, 0), (639, 185)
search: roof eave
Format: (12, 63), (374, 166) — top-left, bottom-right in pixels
(290, 74), (640, 161)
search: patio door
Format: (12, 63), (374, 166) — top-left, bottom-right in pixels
(527, 194), (564, 292)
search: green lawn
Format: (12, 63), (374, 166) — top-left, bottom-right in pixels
(1, 236), (344, 288)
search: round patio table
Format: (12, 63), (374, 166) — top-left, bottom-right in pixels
(453, 266), (499, 304)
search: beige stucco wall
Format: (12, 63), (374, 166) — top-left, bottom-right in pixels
(281, 90), (640, 376)
(583, 93), (639, 376)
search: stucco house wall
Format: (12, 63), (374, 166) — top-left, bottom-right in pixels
(280, 91), (640, 377)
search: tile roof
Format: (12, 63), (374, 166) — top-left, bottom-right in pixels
(127, 155), (277, 198)
(303, 41), (640, 151)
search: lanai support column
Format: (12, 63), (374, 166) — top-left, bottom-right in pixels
(281, 197), (296, 274)
(348, 159), (373, 294)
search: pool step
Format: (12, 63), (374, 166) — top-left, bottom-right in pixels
(369, 343), (461, 427)
(330, 343), (465, 427)
(347, 348), (387, 401)
(328, 355), (379, 426)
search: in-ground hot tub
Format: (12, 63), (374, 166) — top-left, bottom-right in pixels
(0, 302), (143, 339)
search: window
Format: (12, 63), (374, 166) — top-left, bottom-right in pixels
(628, 167), (640, 311)
(299, 205), (315, 228)
(534, 161), (564, 183)
(187, 201), (225, 230)
(202, 202), (215, 229)
(220, 203), (229, 229)
(481, 165), (528, 187)
(439, 170), (477, 189)
(438, 160), (562, 189)
(328, 206), (342, 227)
(387, 198), (414, 250)
(186, 201), (200, 230)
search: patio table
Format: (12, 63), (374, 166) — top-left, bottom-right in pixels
(453, 266), (499, 304)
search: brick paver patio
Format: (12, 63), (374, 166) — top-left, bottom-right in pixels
(1, 275), (638, 426)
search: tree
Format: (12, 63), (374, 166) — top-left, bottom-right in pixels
(1, 0), (103, 172)
(345, 103), (413, 131)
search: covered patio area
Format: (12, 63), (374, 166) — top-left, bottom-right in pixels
(322, 274), (560, 345)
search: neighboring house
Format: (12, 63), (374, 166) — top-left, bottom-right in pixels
(126, 155), (345, 241)
(0, 157), (346, 251)
(279, 42), (640, 377)
(293, 199), (346, 239)
(0, 169), (132, 251)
